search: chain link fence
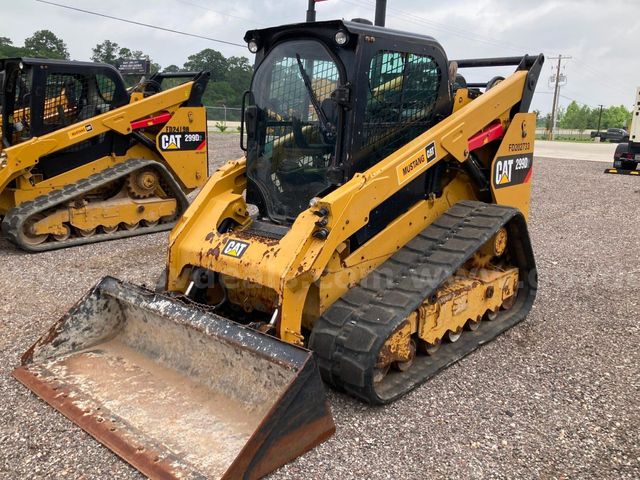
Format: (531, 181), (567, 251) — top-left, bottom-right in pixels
(205, 106), (242, 122)
(205, 106), (242, 132)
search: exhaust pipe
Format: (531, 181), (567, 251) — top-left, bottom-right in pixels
(13, 277), (335, 479)
(375, 0), (387, 26)
(306, 0), (316, 22)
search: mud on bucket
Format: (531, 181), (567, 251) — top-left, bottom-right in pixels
(13, 276), (335, 479)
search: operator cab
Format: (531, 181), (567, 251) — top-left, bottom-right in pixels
(0, 58), (129, 149)
(243, 20), (452, 224)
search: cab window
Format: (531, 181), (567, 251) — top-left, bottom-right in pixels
(362, 50), (441, 167)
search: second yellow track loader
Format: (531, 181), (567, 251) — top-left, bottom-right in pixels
(0, 58), (210, 251)
(14, 19), (543, 479)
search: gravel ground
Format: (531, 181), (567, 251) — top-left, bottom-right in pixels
(1, 134), (638, 479)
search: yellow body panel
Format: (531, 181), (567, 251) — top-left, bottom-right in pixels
(155, 108), (208, 190)
(31, 197), (177, 236)
(490, 113), (536, 218)
(414, 267), (518, 344)
(376, 265), (519, 368)
(11, 145), (155, 203)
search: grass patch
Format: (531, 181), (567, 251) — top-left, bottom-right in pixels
(536, 134), (594, 143)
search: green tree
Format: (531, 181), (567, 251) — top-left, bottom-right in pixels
(91, 41), (160, 73)
(91, 39), (120, 65)
(587, 107), (604, 130)
(601, 105), (631, 129)
(183, 49), (228, 81)
(226, 56), (252, 76)
(163, 64), (180, 73)
(226, 56), (252, 85)
(0, 36), (30, 57)
(203, 80), (235, 106)
(560, 101), (590, 132)
(24, 30), (69, 59)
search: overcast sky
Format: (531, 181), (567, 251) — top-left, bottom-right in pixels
(3, 0), (639, 114)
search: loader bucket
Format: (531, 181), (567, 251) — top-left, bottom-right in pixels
(13, 277), (335, 480)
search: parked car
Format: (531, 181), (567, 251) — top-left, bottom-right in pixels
(591, 128), (630, 143)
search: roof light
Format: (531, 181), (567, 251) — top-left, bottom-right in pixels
(248, 39), (259, 54)
(335, 31), (349, 46)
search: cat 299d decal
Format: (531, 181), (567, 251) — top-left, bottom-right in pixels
(493, 153), (533, 189)
(159, 132), (207, 151)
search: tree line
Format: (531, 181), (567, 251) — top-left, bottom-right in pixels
(91, 40), (251, 111)
(0, 30), (70, 59)
(535, 101), (632, 132)
(1, 31), (252, 110)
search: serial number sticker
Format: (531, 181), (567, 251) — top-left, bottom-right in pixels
(507, 142), (531, 152)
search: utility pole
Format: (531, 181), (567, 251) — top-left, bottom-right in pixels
(596, 104), (604, 136)
(548, 55), (571, 140)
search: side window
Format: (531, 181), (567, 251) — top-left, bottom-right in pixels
(362, 50), (441, 165)
(43, 73), (84, 127)
(13, 68), (32, 111)
(43, 72), (118, 131)
(96, 74), (116, 108)
(1, 67), (34, 143)
(40, 71), (119, 155)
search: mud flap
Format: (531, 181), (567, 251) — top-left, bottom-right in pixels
(13, 277), (335, 479)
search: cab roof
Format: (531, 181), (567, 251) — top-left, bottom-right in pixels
(0, 57), (119, 73)
(244, 19), (438, 47)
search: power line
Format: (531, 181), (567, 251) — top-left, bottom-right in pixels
(571, 57), (630, 97)
(173, 0), (266, 27)
(343, 0), (531, 53)
(558, 93), (588, 106)
(537, 91), (591, 107)
(34, 0), (246, 48)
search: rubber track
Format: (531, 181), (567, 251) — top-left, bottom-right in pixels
(309, 200), (537, 405)
(1, 159), (189, 252)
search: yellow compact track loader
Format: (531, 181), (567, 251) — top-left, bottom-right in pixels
(0, 57), (210, 251)
(14, 20), (543, 479)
